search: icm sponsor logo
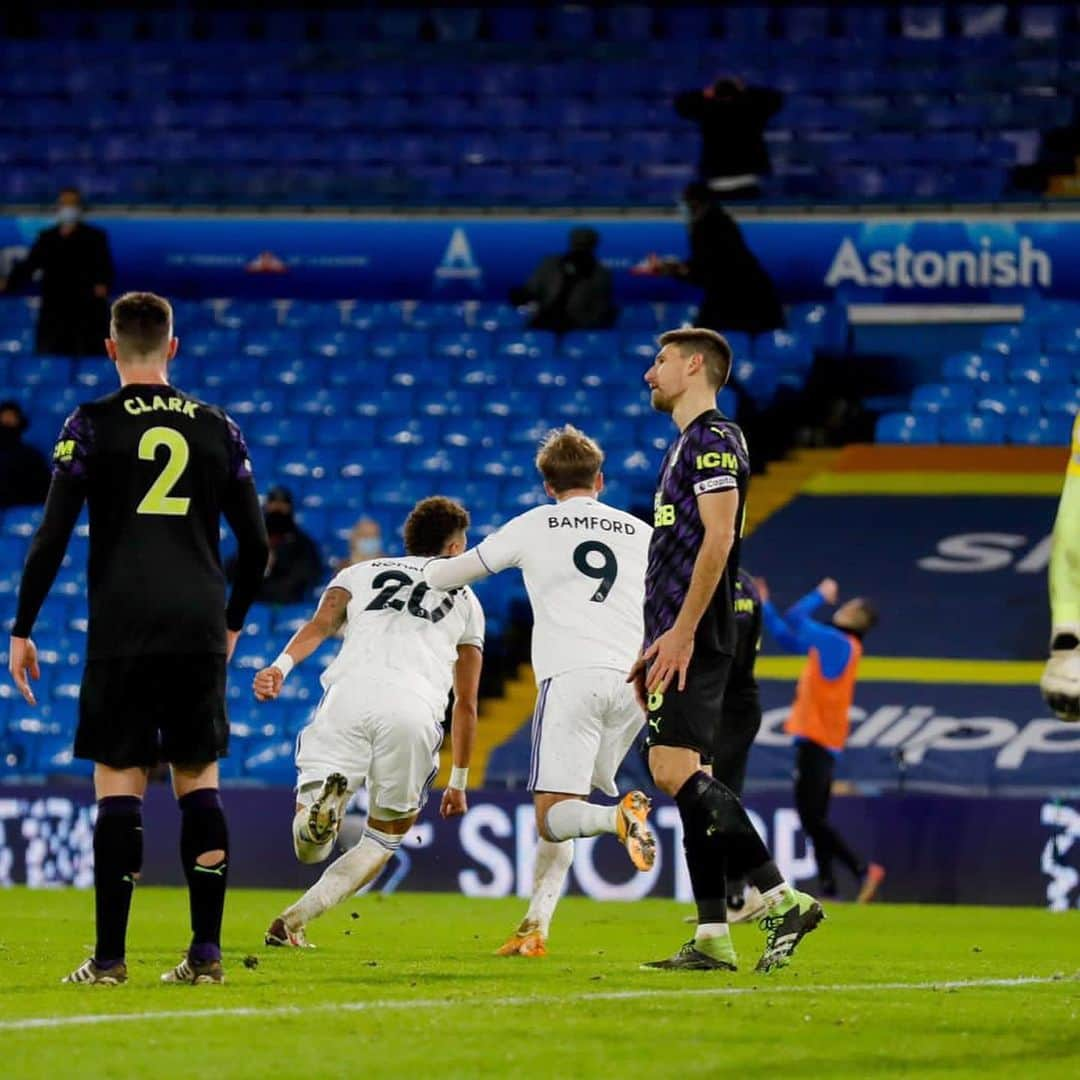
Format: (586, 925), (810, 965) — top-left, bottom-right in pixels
(825, 236), (1052, 290)
(1040, 802), (1080, 911)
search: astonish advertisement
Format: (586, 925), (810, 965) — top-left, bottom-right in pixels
(0, 213), (1077, 303)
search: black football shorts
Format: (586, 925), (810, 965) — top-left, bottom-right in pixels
(643, 652), (733, 764)
(76, 653), (229, 769)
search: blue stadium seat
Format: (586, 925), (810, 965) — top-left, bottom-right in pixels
(493, 332), (557, 362)
(1043, 326), (1080, 356)
(308, 329), (368, 361)
(486, 7), (537, 41)
(351, 388), (413, 419)
(223, 388), (288, 418)
(941, 351), (1006, 384)
(1008, 414), (1073, 446)
(1006, 352), (1074, 386)
(911, 383), (976, 414)
(281, 301), (343, 331)
(313, 416), (371, 448)
(754, 330), (814, 372)
(1041, 384), (1080, 417)
(973, 383), (1040, 417)
(431, 331), (491, 363)
(442, 417), (506, 452)
(981, 324), (1041, 355)
(733, 360), (778, 408)
(939, 412), (1006, 445)
(265, 356), (323, 388)
(242, 328), (302, 359)
(1019, 5), (1062, 40)
(368, 330), (429, 361)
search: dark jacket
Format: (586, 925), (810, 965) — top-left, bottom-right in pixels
(687, 205), (785, 334)
(512, 251), (616, 333)
(228, 519), (323, 606)
(5, 222), (114, 356)
(675, 87), (784, 183)
(0, 432), (51, 509)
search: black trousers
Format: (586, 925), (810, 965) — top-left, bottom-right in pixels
(711, 696), (762, 798)
(793, 739), (865, 892)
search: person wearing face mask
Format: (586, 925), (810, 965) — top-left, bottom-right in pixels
(0, 400), (51, 509)
(1, 188), (114, 357)
(509, 227), (617, 334)
(229, 486), (324, 606)
(337, 515), (386, 569)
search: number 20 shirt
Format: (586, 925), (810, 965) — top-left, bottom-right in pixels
(320, 557), (485, 714)
(45, 384), (261, 660)
(473, 496), (651, 683)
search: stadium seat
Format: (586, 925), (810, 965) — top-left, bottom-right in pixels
(939, 412), (1006, 444)
(875, 412), (939, 447)
(1042, 326), (1080, 356)
(1041, 384), (1080, 417)
(1008, 414), (1073, 446)
(973, 383), (1040, 417)
(981, 324), (1041, 355)
(911, 383), (976, 414)
(942, 351), (1005, 384)
(1006, 353), (1074, 386)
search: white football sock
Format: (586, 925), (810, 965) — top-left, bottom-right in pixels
(762, 882), (796, 909)
(292, 810), (334, 864)
(283, 827), (401, 929)
(545, 800), (618, 842)
(695, 922), (730, 942)
(524, 838), (573, 937)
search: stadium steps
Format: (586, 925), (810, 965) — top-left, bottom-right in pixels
(745, 449), (843, 536)
(440, 663), (539, 788)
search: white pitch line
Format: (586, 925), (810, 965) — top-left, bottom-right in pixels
(1, 974), (1073, 1033)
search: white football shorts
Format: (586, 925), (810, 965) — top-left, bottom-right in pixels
(527, 667), (645, 797)
(295, 677), (444, 815)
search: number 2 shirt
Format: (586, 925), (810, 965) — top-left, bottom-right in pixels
(470, 496), (651, 683)
(319, 557), (485, 713)
(23, 383), (264, 660)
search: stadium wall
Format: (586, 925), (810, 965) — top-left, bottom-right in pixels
(3, 212), (1080, 302)
(2, 784), (1078, 909)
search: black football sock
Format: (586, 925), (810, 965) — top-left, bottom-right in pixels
(676, 770), (773, 881)
(179, 788), (229, 963)
(673, 773), (728, 926)
(93, 795), (143, 968)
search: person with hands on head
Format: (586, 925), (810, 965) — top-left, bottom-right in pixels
(1042, 412), (1080, 722)
(254, 496), (484, 950)
(633, 327), (823, 975)
(757, 575), (884, 902)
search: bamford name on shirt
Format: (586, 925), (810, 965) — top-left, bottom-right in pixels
(547, 515), (638, 534)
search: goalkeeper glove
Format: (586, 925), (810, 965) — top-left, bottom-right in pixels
(1041, 627), (1080, 723)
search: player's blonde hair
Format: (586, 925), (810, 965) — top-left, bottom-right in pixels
(658, 327), (733, 389)
(535, 425), (604, 494)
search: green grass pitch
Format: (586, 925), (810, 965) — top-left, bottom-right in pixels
(2, 888), (1078, 1079)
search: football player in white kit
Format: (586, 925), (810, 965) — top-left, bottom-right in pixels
(252, 496), (484, 947)
(424, 426), (655, 957)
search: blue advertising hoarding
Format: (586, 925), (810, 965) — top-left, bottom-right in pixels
(1, 213), (1078, 303)
(1, 783), (1078, 909)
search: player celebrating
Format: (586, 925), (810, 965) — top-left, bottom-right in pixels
(632, 327), (822, 973)
(424, 426), (655, 958)
(8, 292), (269, 985)
(254, 496), (483, 948)
(1042, 413), (1080, 721)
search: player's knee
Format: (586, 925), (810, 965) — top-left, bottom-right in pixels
(649, 759), (688, 797)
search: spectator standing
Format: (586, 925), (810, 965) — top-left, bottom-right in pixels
(642, 184), (784, 334)
(0, 401), (51, 508)
(757, 575), (885, 903)
(675, 77), (783, 200)
(509, 227), (616, 333)
(1, 188), (114, 356)
(231, 486), (323, 606)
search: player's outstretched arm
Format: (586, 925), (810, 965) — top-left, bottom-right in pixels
(441, 643), (482, 819)
(252, 586), (349, 702)
(423, 548), (491, 591)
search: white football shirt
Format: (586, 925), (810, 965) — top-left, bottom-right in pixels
(318, 556), (484, 713)
(425, 496), (650, 683)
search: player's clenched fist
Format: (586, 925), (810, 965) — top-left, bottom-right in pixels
(253, 665), (284, 702)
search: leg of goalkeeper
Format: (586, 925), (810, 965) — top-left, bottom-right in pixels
(278, 810), (415, 934)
